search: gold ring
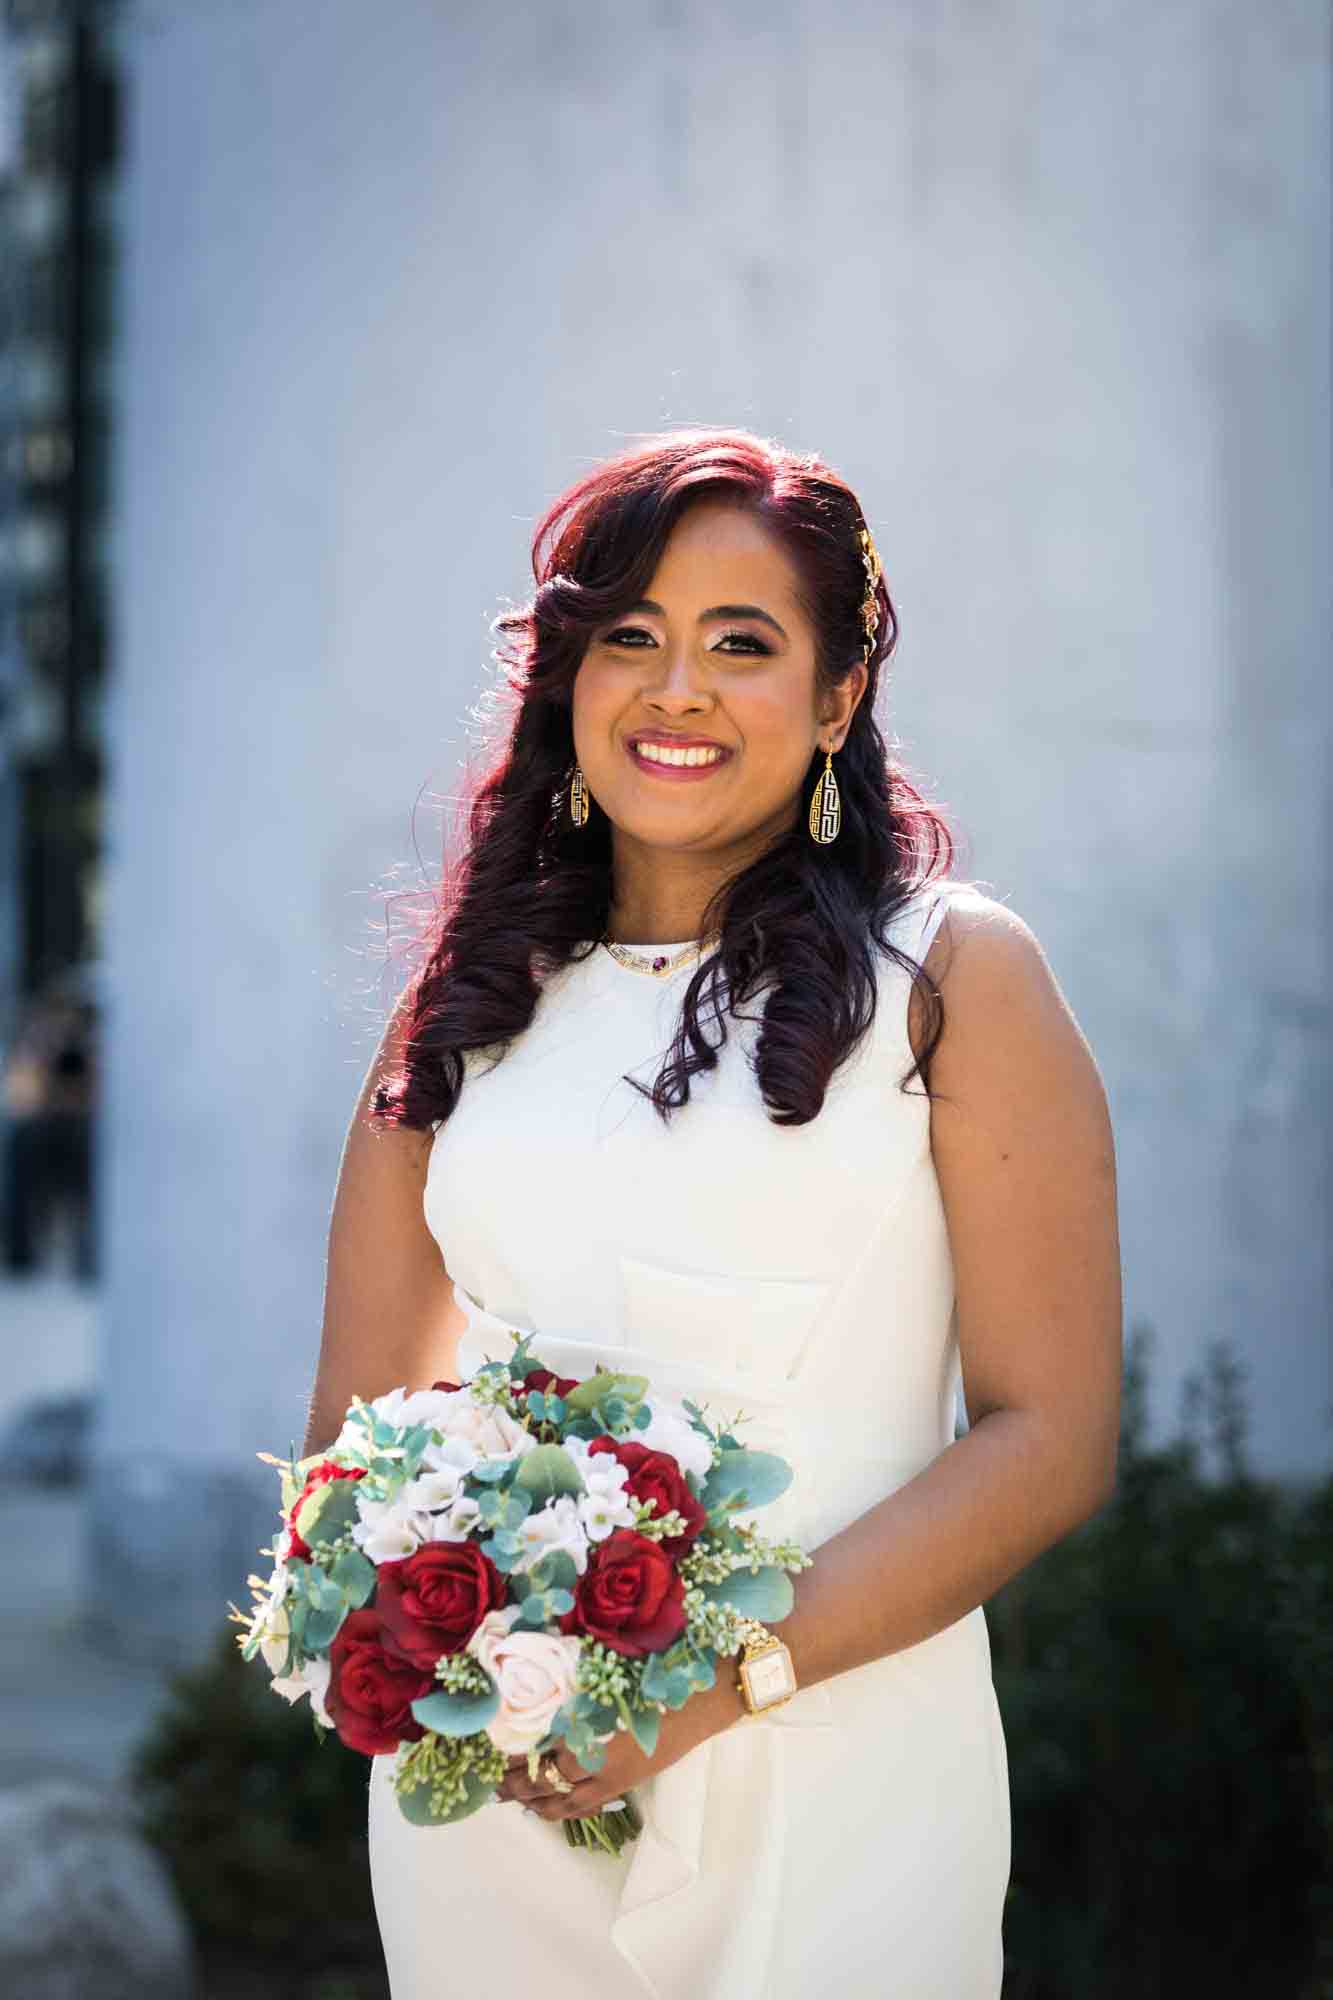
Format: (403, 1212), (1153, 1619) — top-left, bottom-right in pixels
(540, 1757), (574, 1795)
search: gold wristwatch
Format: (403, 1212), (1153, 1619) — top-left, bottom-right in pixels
(733, 1615), (797, 1715)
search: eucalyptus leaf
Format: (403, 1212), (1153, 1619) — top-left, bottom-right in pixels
(686, 1649), (717, 1690)
(546, 1587), (574, 1614)
(328, 1548), (376, 1607)
(700, 1449), (793, 1514)
(562, 1371), (648, 1416)
(628, 1704), (661, 1756)
(396, 1765), (497, 1826)
(304, 1601), (350, 1652)
(641, 1652), (671, 1702)
(410, 1682), (501, 1737)
(468, 1458), (514, 1484)
(528, 1548), (578, 1592)
(480, 1532), (521, 1569)
(295, 1477), (364, 1550)
(513, 1444), (585, 1502)
(574, 1695), (620, 1735)
(701, 1564), (795, 1622)
(498, 1489), (534, 1527)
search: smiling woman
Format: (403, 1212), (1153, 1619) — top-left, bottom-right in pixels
(307, 426), (1122, 1999)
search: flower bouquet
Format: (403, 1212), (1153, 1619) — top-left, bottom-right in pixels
(231, 1328), (813, 1854)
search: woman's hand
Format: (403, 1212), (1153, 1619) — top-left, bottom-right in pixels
(496, 1669), (747, 1822)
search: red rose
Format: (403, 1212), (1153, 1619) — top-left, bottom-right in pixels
(558, 1527), (686, 1656)
(286, 1461), (367, 1564)
(430, 1379), (463, 1392)
(374, 1541), (508, 1667)
(521, 1366), (580, 1400)
(326, 1607), (435, 1756)
(587, 1437), (708, 1557)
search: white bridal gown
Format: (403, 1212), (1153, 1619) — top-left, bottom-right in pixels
(368, 880), (1011, 1998)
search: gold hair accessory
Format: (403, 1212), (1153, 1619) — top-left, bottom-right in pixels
(540, 1757), (575, 1794)
(859, 521), (883, 666)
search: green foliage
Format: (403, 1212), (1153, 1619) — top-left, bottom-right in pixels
(128, 1624), (380, 1977)
(409, 1683), (500, 1737)
(513, 1443), (585, 1501)
(992, 1321), (1331, 1999)
(700, 1447), (792, 1513)
(699, 1563), (795, 1622)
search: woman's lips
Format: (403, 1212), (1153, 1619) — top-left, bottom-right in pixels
(625, 741), (735, 782)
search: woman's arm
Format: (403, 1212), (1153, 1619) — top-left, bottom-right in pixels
(301, 994), (467, 1459)
(710, 889), (1123, 1713)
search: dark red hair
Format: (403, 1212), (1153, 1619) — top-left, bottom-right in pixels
(373, 426), (959, 1130)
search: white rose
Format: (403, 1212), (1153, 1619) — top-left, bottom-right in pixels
(418, 1434), (482, 1479)
(433, 1395), (536, 1462)
(466, 1607), (583, 1756)
(636, 1398), (715, 1480)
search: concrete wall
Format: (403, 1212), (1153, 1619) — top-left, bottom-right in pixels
(95, 0), (1330, 1657)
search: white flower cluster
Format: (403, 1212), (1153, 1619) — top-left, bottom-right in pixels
(339, 1385), (536, 1565)
(251, 1548), (335, 1726)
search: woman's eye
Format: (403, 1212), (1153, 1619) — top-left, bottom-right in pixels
(602, 626), (769, 655)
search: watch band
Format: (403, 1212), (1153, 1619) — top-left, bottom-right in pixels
(733, 1614), (797, 1715)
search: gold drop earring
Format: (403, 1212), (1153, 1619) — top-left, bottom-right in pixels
(808, 740), (841, 845)
(569, 763), (590, 828)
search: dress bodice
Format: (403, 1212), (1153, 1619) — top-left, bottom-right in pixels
(422, 880), (964, 1557)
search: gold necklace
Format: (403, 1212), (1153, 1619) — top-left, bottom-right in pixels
(600, 934), (715, 977)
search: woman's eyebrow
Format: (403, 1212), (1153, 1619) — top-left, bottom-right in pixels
(622, 598), (789, 641)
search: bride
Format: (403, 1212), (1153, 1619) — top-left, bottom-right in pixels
(302, 426), (1123, 1998)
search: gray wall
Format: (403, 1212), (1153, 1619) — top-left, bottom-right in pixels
(95, 0), (1330, 1658)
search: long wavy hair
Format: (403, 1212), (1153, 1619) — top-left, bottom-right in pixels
(372, 427), (960, 1132)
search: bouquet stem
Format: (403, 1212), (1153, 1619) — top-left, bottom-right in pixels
(562, 1789), (644, 1855)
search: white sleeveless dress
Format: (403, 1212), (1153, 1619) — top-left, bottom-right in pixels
(367, 880), (1010, 1998)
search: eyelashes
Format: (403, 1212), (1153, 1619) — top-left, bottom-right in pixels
(602, 626), (771, 656)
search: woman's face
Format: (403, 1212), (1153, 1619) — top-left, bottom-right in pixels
(571, 500), (866, 867)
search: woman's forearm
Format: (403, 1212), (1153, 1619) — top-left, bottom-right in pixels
(707, 1409), (1113, 1726)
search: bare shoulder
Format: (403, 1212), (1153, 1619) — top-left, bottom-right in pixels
(905, 885), (1123, 1501)
(908, 886), (1103, 1101)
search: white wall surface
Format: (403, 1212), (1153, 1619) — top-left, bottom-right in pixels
(96, 0), (1329, 1653)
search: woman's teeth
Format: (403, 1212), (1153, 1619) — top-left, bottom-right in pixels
(633, 742), (727, 767)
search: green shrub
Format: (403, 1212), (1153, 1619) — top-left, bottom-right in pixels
(991, 1321), (1331, 1999)
(128, 1621), (384, 1992)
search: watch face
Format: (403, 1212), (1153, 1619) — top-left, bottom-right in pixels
(743, 1645), (796, 1708)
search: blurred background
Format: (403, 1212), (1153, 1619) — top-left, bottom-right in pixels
(0, 1), (1327, 1995)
